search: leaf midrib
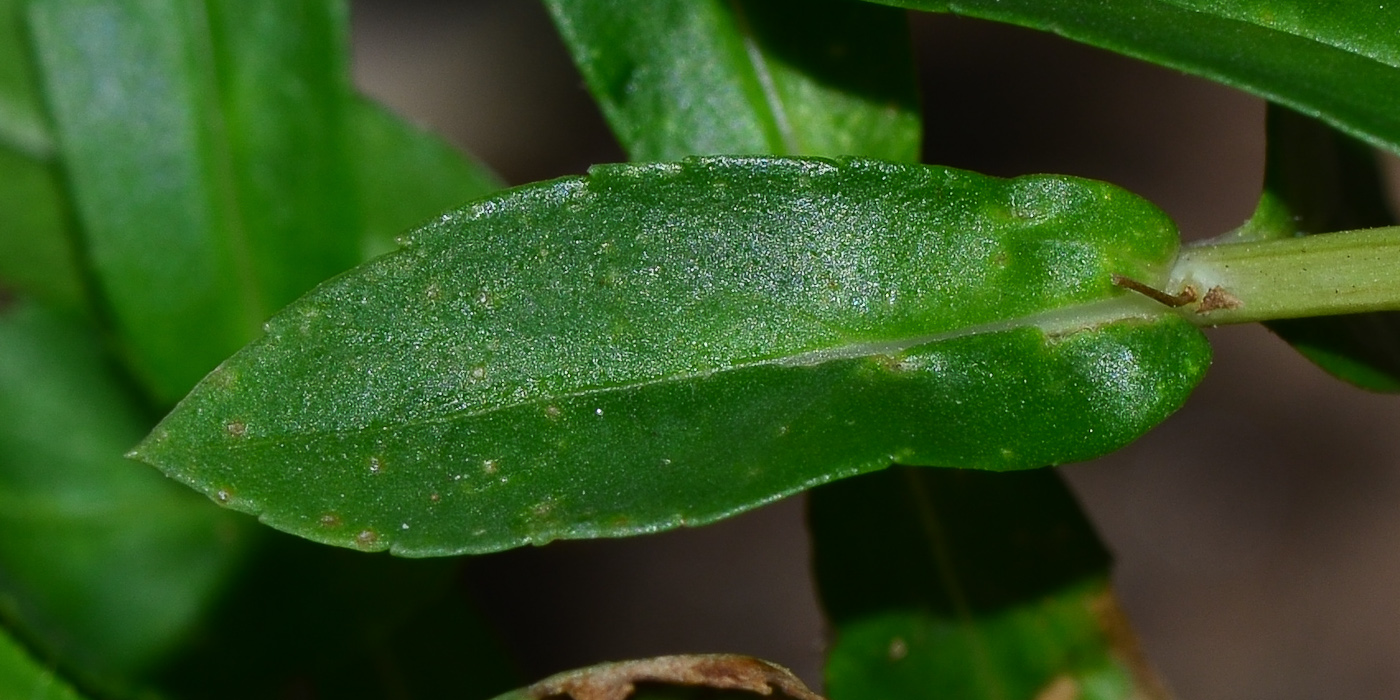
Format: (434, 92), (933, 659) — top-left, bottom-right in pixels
(179, 293), (1169, 451)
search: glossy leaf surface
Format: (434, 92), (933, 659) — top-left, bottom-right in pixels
(545, 0), (920, 162)
(135, 157), (1210, 556)
(352, 96), (503, 260)
(0, 304), (247, 688)
(0, 626), (86, 700)
(811, 467), (1165, 700)
(1237, 106), (1400, 392)
(872, 0), (1400, 156)
(28, 0), (361, 404)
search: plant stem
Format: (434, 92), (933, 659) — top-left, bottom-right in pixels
(1164, 225), (1400, 326)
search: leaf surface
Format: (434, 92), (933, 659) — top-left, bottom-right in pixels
(810, 467), (1166, 700)
(0, 626), (87, 700)
(1235, 105), (1400, 392)
(0, 0), (49, 159)
(0, 303), (247, 689)
(134, 157), (1209, 556)
(872, 0), (1400, 156)
(28, 0), (362, 404)
(0, 0), (84, 312)
(545, 0), (920, 162)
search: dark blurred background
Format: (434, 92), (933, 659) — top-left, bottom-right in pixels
(350, 2), (1400, 698)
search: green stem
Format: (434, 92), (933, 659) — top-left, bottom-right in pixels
(1164, 225), (1400, 325)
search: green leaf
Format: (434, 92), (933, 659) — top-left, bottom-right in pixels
(545, 0), (921, 162)
(0, 0), (51, 159)
(810, 467), (1165, 700)
(0, 626), (87, 700)
(871, 0), (1400, 156)
(0, 303), (248, 690)
(0, 147), (85, 313)
(351, 96), (503, 260)
(1234, 105), (1400, 392)
(0, 0), (84, 312)
(133, 156), (1210, 556)
(28, 0), (362, 405)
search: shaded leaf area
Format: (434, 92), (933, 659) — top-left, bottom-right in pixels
(871, 0), (1400, 156)
(151, 532), (520, 700)
(0, 303), (249, 693)
(134, 157), (1209, 556)
(0, 0), (49, 158)
(0, 0), (84, 313)
(1235, 105), (1400, 392)
(0, 146), (83, 313)
(544, 0), (920, 163)
(27, 0), (363, 405)
(352, 96), (503, 260)
(810, 467), (1165, 700)
(0, 626), (87, 700)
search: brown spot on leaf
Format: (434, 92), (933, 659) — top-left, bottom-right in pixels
(225, 421), (247, 437)
(354, 529), (379, 548)
(319, 513), (341, 528)
(519, 654), (824, 700)
(1197, 286), (1242, 313)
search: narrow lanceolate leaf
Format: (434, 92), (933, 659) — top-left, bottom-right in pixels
(545, 0), (921, 163)
(810, 468), (1167, 700)
(352, 96), (503, 260)
(28, 0), (362, 405)
(0, 0), (84, 312)
(1236, 106), (1400, 392)
(870, 0), (1400, 156)
(0, 626), (88, 700)
(133, 157), (1210, 556)
(0, 304), (247, 690)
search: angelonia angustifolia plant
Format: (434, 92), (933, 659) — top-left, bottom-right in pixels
(2, 1), (1399, 699)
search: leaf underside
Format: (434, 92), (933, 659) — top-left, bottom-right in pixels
(134, 156), (1209, 556)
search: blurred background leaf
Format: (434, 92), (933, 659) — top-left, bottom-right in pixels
(1236, 105), (1400, 392)
(351, 95), (503, 260)
(810, 467), (1167, 700)
(0, 302), (249, 694)
(544, 0), (920, 163)
(0, 625), (88, 700)
(151, 533), (520, 700)
(0, 0), (85, 313)
(27, 0), (362, 404)
(871, 0), (1400, 157)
